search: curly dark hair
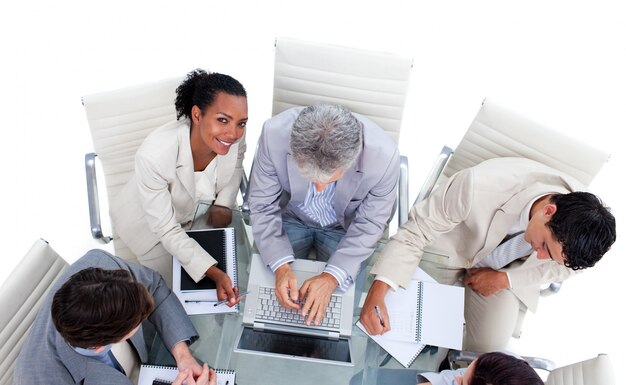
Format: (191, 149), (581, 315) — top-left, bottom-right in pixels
(51, 268), (154, 348)
(547, 192), (616, 270)
(471, 352), (543, 385)
(174, 68), (247, 120)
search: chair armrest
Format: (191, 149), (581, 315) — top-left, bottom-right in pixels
(398, 155), (409, 226)
(239, 169), (250, 225)
(85, 153), (112, 243)
(524, 355), (556, 371)
(448, 350), (555, 371)
(540, 281), (562, 296)
(414, 146), (453, 205)
(448, 350), (481, 369)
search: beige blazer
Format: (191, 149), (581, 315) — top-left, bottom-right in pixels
(371, 157), (585, 311)
(110, 119), (245, 282)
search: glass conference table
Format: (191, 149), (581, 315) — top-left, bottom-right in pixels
(148, 205), (442, 384)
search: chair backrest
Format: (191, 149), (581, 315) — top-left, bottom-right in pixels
(272, 37), (413, 145)
(83, 77), (181, 259)
(444, 99), (609, 185)
(417, 99), (609, 203)
(0, 239), (68, 385)
(545, 354), (615, 385)
(83, 76), (182, 202)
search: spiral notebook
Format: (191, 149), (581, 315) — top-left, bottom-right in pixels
(383, 279), (464, 349)
(138, 364), (235, 385)
(172, 227), (238, 315)
(356, 320), (426, 368)
(357, 267), (464, 367)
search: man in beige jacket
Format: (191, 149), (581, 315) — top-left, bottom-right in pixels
(360, 157), (616, 351)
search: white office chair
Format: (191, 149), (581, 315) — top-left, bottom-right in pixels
(448, 351), (615, 385)
(545, 354), (615, 385)
(83, 76), (182, 262)
(415, 98), (610, 339)
(259, 37), (414, 226)
(0, 239), (68, 385)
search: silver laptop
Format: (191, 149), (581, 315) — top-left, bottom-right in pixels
(235, 253), (355, 366)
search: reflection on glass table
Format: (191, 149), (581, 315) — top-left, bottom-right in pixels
(149, 204), (442, 385)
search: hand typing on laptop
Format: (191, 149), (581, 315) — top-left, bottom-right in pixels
(275, 264), (339, 325)
(299, 272), (340, 326)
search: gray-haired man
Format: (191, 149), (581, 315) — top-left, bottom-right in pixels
(249, 104), (400, 326)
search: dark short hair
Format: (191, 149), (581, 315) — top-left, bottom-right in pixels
(51, 268), (154, 348)
(471, 352), (543, 385)
(174, 68), (247, 120)
(548, 192), (616, 270)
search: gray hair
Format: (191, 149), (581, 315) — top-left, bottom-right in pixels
(290, 104), (362, 183)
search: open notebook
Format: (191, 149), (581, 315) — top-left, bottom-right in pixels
(138, 364), (235, 385)
(172, 227), (238, 315)
(357, 266), (464, 367)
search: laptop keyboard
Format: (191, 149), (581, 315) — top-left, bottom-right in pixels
(256, 286), (342, 329)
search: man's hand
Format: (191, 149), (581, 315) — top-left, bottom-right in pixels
(171, 341), (203, 378)
(275, 263), (300, 310)
(206, 204), (233, 228)
(205, 265), (241, 307)
(464, 268), (510, 296)
(172, 364), (216, 385)
(359, 280), (391, 335)
(299, 272), (338, 326)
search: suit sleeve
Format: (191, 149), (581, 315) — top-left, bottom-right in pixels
(248, 123), (295, 266)
(134, 151), (216, 282)
(371, 168), (474, 288)
(507, 257), (578, 289)
(327, 147), (400, 280)
(214, 134), (247, 208)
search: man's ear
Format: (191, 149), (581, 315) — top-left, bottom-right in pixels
(543, 203), (557, 218)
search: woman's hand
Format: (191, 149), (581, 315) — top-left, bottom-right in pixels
(206, 204), (233, 228)
(205, 265), (241, 307)
(172, 364), (216, 385)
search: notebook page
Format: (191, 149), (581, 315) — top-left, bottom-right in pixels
(418, 281), (464, 349)
(138, 365), (235, 385)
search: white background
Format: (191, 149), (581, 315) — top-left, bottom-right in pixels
(1, 0), (624, 382)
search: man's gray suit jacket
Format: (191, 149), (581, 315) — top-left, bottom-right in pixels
(249, 107), (400, 279)
(14, 249), (198, 385)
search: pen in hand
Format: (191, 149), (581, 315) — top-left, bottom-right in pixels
(374, 305), (385, 326)
(214, 290), (249, 307)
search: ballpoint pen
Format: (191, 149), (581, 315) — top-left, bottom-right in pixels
(374, 305), (385, 326)
(213, 290), (249, 307)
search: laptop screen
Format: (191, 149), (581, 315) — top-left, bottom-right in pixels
(235, 326), (352, 365)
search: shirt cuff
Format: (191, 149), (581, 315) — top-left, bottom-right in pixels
(374, 275), (399, 291)
(323, 264), (352, 292)
(505, 271), (513, 289)
(269, 255), (295, 272)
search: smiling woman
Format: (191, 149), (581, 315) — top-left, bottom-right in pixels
(108, 69), (248, 304)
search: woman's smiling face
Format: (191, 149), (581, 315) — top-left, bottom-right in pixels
(192, 91), (248, 156)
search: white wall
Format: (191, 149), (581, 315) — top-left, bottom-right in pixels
(1, 0), (624, 381)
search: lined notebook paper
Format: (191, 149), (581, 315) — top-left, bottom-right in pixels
(383, 279), (464, 349)
(138, 364), (235, 385)
(172, 227), (238, 315)
(357, 320), (426, 368)
(358, 267), (464, 367)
